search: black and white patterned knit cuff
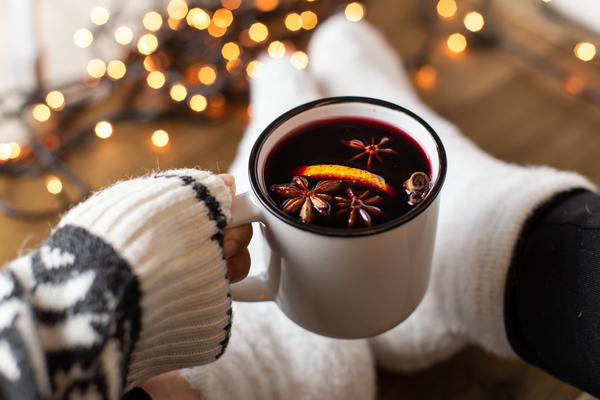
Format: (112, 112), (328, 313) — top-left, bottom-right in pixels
(0, 168), (234, 399)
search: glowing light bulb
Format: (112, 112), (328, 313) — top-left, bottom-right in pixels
(254, 0), (278, 12)
(221, 42), (240, 60)
(107, 60), (126, 80)
(143, 11), (163, 31)
(0, 144), (11, 161)
(46, 91), (65, 109)
(7, 142), (20, 159)
(90, 6), (110, 25)
(268, 41), (286, 59)
(464, 12), (484, 32)
(147, 71), (166, 89)
(95, 121), (113, 139)
(447, 33), (467, 53)
(285, 13), (302, 31)
(46, 176), (63, 194)
(415, 65), (437, 89)
(575, 42), (596, 61)
(74, 29), (93, 48)
(300, 11), (318, 29)
(167, 0), (188, 20)
(437, 0), (457, 19)
(115, 27), (133, 45)
(152, 130), (169, 147)
(138, 34), (159, 55)
(189, 95), (207, 112)
(345, 3), (365, 22)
(198, 66), (217, 85)
(246, 60), (263, 78)
(290, 51), (308, 69)
(213, 8), (233, 28)
(170, 84), (187, 101)
(222, 0), (241, 10)
(87, 59), (106, 78)
(248, 23), (268, 42)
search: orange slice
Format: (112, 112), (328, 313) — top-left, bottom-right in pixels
(294, 164), (396, 196)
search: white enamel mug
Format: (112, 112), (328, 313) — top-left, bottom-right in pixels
(229, 97), (447, 339)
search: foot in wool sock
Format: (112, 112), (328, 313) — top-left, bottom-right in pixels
(308, 14), (596, 371)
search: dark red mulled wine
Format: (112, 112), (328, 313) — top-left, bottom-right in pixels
(264, 117), (432, 229)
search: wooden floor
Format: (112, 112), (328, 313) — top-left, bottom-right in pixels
(1, 0), (600, 398)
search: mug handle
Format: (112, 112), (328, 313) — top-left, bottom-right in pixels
(228, 191), (275, 302)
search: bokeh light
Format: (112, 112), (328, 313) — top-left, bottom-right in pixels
(464, 12), (484, 32)
(249, 23), (268, 42)
(170, 84), (187, 101)
(143, 11), (163, 31)
(107, 60), (126, 80)
(87, 59), (106, 78)
(301, 11), (318, 29)
(285, 13), (302, 31)
(115, 27), (133, 45)
(208, 20), (227, 37)
(291, 51), (308, 69)
(565, 76), (584, 94)
(345, 3), (365, 22)
(189, 9), (210, 29)
(268, 41), (286, 58)
(447, 33), (467, 53)
(152, 130), (169, 147)
(198, 66), (217, 85)
(147, 71), (166, 89)
(246, 60), (263, 78)
(74, 29), (93, 48)
(0, 144), (10, 161)
(575, 42), (596, 61)
(46, 91), (65, 109)
(222, 42), (240, 60)
(415, 65), (437, 89)
(90, 7), (110, 25)
(7, 143), (20, 159)
(222, 0), (241, 10)
(95, 121), (113, 139)
(213, 8), (233, 28)
(437, 0), (457, 19)
(254, 0), (278, 12)
(167, 0), (188, 20)
(189, 95), (207, 112)
(46, 176), (63, 195)
(144, 55), (161, 71)
(33, 104), (51, 122)
(138, 34), (159, 55)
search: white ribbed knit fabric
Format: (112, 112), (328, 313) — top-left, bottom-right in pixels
(180, 14), (597, 399)
(60, 168), (234, 390)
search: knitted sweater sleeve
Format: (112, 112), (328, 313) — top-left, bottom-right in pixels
(0, 168), (234, 400)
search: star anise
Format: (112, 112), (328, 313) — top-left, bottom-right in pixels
(333, 187), (386, 228)
(271, 176), (342, 223)
(342, 137), (398, 169)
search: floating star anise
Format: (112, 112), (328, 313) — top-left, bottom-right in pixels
(271, 176), (342, 223)
(342, 137), (398, 169)
(334, 187), (386, 228)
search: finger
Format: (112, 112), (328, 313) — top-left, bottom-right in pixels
(226, 248), (251, 283)
(138, 371), (201, 400)
(216, 173), (236, 197)
(223, 223), (253, 259)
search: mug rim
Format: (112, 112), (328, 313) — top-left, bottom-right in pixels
(248, 96), (447, 237)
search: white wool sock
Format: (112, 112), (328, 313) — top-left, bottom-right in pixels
(59, 168), (234, 390)
(180, 57), (377, 400)
(307, 14), (596, 371)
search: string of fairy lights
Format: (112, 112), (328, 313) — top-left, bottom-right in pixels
(0, 0), (367, 220)
(409, 0), (600, 102)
